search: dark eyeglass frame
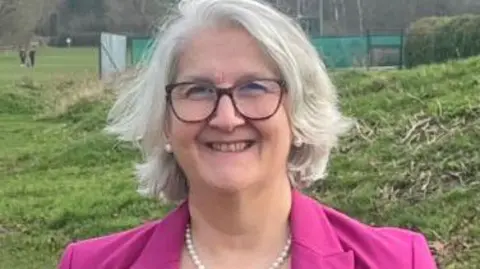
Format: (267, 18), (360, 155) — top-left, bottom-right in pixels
(165, 78), (287, 123)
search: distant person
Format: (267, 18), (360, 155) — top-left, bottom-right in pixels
(28, 46), (37, 68)
(19, 47), (26, 66)
(57, 0), (438, 269)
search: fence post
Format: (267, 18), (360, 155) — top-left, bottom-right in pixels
(399, 29), (405, 69)
(366, 30), (372, 70)
(431, 29), (436, 64)
(98, 34), (102, 79)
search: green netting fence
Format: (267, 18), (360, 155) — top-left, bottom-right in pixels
(128, 32), (405, 69)
(128, 37), (156, 65)
(312, 34), (404, 68)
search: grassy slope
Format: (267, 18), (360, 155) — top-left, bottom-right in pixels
(326, 61), (480, 267)
(0, 48), (478, 268)
(0, 48), (173, 269)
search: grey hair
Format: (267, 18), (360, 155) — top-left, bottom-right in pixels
(105, 0), (353, 203)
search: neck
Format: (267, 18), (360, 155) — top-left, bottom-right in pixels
(186, 176), (292, 265)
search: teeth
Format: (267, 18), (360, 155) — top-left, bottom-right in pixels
(210, 142), (250, 152)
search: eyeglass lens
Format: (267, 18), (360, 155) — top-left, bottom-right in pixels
(169, 80), (283, 122)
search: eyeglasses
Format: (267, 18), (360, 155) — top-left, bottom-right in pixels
(165, 79), (286, 123)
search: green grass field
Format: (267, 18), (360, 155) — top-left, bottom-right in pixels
(0, 47), (479, 268)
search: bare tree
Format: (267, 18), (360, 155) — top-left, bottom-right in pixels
(4, 0), (478, 39)
(356, 0), (364, 33)
(0, 0), (19, 44)
(0, 0), (60, 46)
(0, 0), (15, 16)
(104, 0), (176, 34)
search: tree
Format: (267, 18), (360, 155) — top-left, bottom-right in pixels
(0, 0), (15, 16)
(4, 0), (480, 41)
(0, 0), (20, 44)
(356, 0), (364, 33)
(0, 0), (60, 46)
(104, 0), (176, 34)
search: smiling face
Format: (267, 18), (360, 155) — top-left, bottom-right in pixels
(165, 25), (293, 195)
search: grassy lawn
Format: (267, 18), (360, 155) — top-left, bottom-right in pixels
(0, 47), (479, 268)
(0, 47), (97, 82)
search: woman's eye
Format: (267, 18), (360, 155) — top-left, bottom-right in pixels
(239, 82), (268, 94)
(185, 86), (214, 98)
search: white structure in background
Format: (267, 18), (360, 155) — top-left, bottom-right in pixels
(99, 32), (127, 81)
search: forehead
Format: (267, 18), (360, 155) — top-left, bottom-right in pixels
(175, 26), (279, 84)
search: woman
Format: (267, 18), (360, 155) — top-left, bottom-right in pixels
(58, 0), (437, 268)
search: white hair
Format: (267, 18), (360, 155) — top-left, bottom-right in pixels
(105, 0), (353, 203)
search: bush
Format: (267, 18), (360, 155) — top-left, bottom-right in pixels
(405, 14), (480, 67)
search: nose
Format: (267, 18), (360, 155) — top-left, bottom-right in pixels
(208, 95), (245, 132)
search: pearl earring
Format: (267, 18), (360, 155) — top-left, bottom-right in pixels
(293, 137), (303, 147)
(164, 143), (172, 153)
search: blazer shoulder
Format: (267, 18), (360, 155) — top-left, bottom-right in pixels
(57, 220), (160, 269)
(319, 205), (437, 268)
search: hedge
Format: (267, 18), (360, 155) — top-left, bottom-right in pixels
(404, 14), (480, 67)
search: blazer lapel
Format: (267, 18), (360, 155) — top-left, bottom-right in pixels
(130, 202), (189, 269)
(290, 190), (355, 269)
(130, 190), (354, 269)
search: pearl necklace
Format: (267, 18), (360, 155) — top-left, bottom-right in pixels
(185, 225), (292, 269)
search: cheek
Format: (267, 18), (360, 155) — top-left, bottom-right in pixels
(281, 98), (295, 135)
(168, 116), (202, 150)
(276, 106), (293, 140)
(262, 107), (292, 153)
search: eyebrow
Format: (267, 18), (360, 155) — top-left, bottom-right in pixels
(177, 72), (278, 85)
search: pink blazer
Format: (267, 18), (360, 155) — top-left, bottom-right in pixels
(58, 190), (438, 268)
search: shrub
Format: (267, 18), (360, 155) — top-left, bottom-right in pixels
(405, 14), (480, 67)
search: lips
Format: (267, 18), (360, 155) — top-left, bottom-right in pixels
(205, 140), (255, 152)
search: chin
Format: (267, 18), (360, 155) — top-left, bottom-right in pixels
(204, 174), (258, 194)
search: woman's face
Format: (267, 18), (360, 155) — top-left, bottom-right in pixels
(166, 26), (293, 194)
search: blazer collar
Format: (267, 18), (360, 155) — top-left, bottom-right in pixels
(130, 202), (189, 269)
(290, 189), (354, 268)
(132, 189), (353, 269)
